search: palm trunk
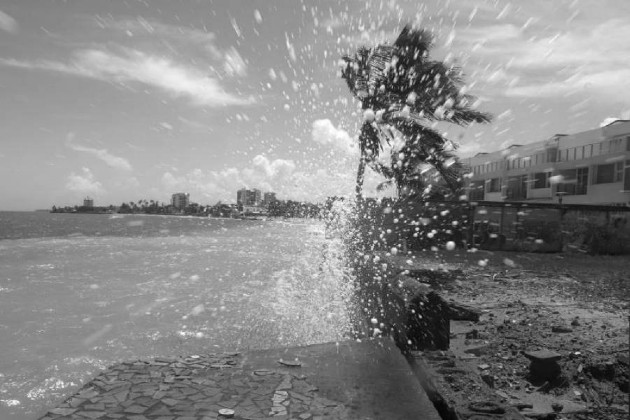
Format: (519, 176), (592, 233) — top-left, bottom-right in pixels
(355, 153), (366, 203)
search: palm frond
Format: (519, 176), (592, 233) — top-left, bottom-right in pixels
(394, 25), (433, 60)
(366, 44), (395, 96)
(340, 47), (371, 100)
(383, 113), (447, 150)
(370, 161), (395, 178)
(426, 150), (464, 195)
(376, 179), (394, 192)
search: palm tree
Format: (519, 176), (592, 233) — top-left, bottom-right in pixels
(341, 25), (491, 201)
(374, 143), (466, 199)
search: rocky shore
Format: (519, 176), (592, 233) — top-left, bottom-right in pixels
(384, 249), (629, 420)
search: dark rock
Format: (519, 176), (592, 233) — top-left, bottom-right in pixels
(551, 402), (563, 412)
(551, 325), (573, 333)
(388, 288), (450, 352)
(449, 301), (482, 322)
(523, 350), (562, 363)
(480, 373), (494, 388)
(524, 350), (562, 382)
(465, 345), (491, 357)
(468, 401), (505, 414)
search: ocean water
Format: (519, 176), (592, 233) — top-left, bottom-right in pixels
(0, 212), (354, 419)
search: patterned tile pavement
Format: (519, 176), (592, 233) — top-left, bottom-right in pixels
(38, 339), (441, 420)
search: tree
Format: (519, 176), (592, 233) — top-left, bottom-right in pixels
(341, 25), (491, 201)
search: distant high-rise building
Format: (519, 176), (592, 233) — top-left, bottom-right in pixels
(263, 192), (276, 207)
(252, 189), (262, 206)
(171, 193), (190, 209)
(237, 188), (262, 206)
(237, 188), (251, 206)
(83, 197), (94, 208)
(237, 188), (274, 208)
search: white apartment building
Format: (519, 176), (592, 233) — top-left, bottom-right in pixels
(462, 120), (630, 205)
(171, 192), (190, 209)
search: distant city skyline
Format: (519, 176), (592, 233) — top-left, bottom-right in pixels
(2, 1), (630, 210)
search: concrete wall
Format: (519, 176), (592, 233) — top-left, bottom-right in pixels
(367, 200), (630, 255)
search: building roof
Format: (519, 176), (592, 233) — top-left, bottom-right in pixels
(603, 119), (629, 127)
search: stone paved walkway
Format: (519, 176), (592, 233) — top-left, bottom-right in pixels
(38, 339), (440, 420)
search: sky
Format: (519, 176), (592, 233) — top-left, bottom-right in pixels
(1, 0), (630, 210)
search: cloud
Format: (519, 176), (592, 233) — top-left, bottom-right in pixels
(0, 48), (253, 107)
(67, 140), (132, 171)
(505, 68), (630, 99)
(0, 10), (18, 34)
(66, 168), (103, 194)
(251, 155), (296, 178)
(455, 17), (630, 102)
(97, 17), (247, 76)
(312, 119), (356, 155)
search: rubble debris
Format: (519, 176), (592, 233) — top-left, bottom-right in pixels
(448, 301), (482, 322)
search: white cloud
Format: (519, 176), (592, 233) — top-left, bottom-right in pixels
(0, 10), (18, 34)
(455, 18), (630, 103)
(98, 17), (248, 77)
(0, 48), (253, 107)
(66, 168), (103, 194)
(505, 68), (630, 99)
(312, 119), (356, 155)
(251, 155), (296, 178)
(67, 140), (132, 171)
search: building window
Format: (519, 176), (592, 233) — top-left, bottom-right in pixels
(584, 144), (593, 158)
(556, 168), (588, 195)
(547, 147), (558, 162)
(593, 162), (623, 184)
(506, 175), (527, 200)
(468, 181), (485, 201)
(487, 178), (501, 193)
(576, 146), (584, 160)
(610, 138), (623, 153)
(532, 172), (550, 189)
(576, 167), (588, 194)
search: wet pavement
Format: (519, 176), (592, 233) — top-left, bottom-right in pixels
(38, 338), (440, 420)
